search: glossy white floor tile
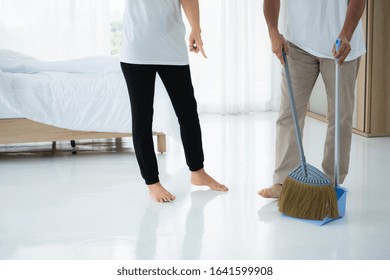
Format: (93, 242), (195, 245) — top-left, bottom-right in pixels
(0, 112), (389, 260)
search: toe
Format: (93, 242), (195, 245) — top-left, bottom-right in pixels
(258, 189), (271, 198)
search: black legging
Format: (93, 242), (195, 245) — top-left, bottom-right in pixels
(121, 63), (204, 185)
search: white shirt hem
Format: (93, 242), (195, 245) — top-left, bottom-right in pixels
(120, 59), (189, 66)
(288, 39), (366, 62)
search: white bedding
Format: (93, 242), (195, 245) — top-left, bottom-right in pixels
(0, 102), (22, 118)
(0, 50), (179, 139)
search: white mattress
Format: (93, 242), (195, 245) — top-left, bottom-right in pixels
(0, 50), (179, 139)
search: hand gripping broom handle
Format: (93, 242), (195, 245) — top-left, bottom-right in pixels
(282, 50), (307, 177)
(334, 39), (341, 188)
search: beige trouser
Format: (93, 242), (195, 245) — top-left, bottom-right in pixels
(273, 42), (360, 185)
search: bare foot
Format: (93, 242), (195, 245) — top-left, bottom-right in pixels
(191, 168), (228, 192)
(258, 184), (282, 198)
(147, 182), (176, 203)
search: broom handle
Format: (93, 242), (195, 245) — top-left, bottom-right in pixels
(282, 50), (307, 176)
(334, 39), (341, 188)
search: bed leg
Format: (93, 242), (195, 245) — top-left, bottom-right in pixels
(70, 140), (77, 155)
(157, 134), (166, 154)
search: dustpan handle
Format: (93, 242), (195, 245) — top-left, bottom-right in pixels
(282, 50), (307, 176)
(334, 39), (341, 188)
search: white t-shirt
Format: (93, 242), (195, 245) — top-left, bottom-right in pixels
(284, 0), (366, 61)
(120, 0), (189, 65)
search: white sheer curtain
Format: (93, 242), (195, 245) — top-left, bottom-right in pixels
(189, 0), (284, 114)
(0, 0), (283, 113)
(0, 0), (111, 60)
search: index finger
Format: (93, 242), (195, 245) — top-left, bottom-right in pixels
(276, 49), (284, 65)
(334, 44), (346, 59)
(198, 45), (207, 58)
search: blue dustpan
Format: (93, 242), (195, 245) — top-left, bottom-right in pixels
(283, 186), (347, 226)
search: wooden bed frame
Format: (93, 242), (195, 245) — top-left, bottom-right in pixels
(0, 118), (166, 153)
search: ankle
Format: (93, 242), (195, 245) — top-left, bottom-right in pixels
(191, 168), (207, 177)
(147, 182), (161, 189)
(192, 168), (205, 175)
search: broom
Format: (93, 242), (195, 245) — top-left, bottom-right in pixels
(278, 50), (339, 220)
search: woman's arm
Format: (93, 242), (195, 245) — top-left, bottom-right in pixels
(180, 0), (207, 58)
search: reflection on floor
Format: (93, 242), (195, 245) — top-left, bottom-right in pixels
(0, 112), (389, 260)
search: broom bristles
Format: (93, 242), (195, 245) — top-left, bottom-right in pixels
(278, 176), (339, 220)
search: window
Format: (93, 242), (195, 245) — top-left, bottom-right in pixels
(0, 0), (124, 60)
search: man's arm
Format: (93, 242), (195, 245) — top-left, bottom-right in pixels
(180, 0), (207, 58)
(264, 0), (288, 65)
(334, 0), (366, 64)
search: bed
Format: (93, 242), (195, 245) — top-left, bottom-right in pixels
(0, 50), (179, 153)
